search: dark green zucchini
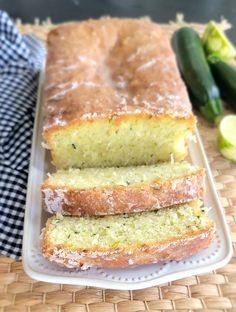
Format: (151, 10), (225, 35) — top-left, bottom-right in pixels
(172, 27), (223, 123)
(209, 57), (236, 112)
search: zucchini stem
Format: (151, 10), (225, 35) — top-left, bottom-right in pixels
(200, 99), (223, 124)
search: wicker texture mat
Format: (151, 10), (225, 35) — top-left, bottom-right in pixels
(0, 21), (236, 312)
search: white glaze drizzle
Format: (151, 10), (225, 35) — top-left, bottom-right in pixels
(43, 188), (68, 213)
(48, 81), (99, 101)
(78, 56), (97, 65)
(136, 57), (161, 71)
(127, 47), (147, 62)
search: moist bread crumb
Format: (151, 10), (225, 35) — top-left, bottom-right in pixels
(42, 201), (215, 269)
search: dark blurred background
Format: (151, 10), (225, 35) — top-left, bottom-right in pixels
(0, 0), (236, 41)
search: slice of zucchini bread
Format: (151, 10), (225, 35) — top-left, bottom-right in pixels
(41, 201), (215, 269)
(43, 18), (195, 169)
(41, 161), (205, 216)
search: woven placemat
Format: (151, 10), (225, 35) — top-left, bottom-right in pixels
(0, 20), (236, 312)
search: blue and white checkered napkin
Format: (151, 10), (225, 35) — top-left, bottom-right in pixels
(0, 11), (45, 259)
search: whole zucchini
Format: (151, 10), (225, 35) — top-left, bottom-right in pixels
(209, 57), (236, 112)
(172, 27), (223, 123)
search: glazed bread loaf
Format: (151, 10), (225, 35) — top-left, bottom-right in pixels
(43, 18), (195, 169)
(42, 201), (215, 269)
(42, 162), (205, 216)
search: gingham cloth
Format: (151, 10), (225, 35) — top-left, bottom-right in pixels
(0, 11), (45, 259)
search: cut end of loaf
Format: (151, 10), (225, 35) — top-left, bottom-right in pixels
(43, 114), (195, 169)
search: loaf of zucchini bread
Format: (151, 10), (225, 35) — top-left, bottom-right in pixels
(43, 17), (195, 169)
(42, 161), (205, 216)
(41, 201), (215, 269)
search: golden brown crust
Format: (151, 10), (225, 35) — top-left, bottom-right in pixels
(42, 226), (215, 269)
(42, 18), (195, 131)
(41, 169), (205, 216)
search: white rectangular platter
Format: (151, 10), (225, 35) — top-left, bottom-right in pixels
(22, 68), (232, 290)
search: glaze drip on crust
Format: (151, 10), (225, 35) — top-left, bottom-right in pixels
(43, 18), (193, 129)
